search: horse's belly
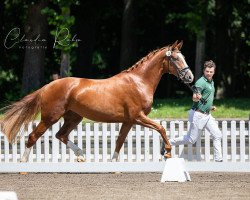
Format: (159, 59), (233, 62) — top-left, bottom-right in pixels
(69, 101), (126, 123)
(80, 111), (124, 123)
(68, 81), (137, 122)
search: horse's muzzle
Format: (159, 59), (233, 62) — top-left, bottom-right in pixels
(183, 70), (194, 83)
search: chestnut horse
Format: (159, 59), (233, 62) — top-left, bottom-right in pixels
(1, 41), (194, 162)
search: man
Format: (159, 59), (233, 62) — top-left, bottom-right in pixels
(52, 72), (60, 80)
(161, 60), (222, 162)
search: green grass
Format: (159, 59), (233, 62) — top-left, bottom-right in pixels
(148, 98), (250, 119)
(0, 98), (249, 120)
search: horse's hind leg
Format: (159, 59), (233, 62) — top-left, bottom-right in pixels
(112, 123), (132, 162)
(55, 110), (84, 162)
(21, 120), (54, 162)
(21, 108), (64, 162)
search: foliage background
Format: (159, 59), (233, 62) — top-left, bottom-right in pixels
(0, 0), (249, 104)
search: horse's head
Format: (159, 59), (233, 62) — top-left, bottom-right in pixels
(163, 41), (194, 84)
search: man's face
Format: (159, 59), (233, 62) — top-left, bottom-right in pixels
(203, 67), (215, 81)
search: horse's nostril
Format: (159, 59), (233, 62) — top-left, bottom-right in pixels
(188, 76), (193, 83)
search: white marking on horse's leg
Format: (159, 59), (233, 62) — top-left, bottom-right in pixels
(20, 147), (32, 162)
(66, 140), (82, 155)
(66, 141), (85, 162)
(111, 151), (119, 162)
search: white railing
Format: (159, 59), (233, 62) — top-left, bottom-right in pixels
(0, 120), (249, 172)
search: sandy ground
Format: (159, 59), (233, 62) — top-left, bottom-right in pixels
(0, 172), (249, 200)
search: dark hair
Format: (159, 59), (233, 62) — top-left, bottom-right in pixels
(203, 60), (216, 70)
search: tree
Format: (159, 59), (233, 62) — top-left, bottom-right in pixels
(193, 1), (209, 81)
(215, 0), (233, 98)
(42, 0), (78, 78)
(72, 0), (105, 78)
(22, 0), (48, 94)
(119, 0), (137, 70)
(167, 1), (211, 81)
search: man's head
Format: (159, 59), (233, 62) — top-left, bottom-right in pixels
(203, 60), (216, 81)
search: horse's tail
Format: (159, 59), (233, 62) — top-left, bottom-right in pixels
(0, 89), (42, 144)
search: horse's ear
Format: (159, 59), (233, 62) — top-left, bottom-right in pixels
(176, 40), (183, 50)
(171, 40), (178, 49)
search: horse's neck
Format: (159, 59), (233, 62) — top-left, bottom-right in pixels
(133, 53), (164, 94)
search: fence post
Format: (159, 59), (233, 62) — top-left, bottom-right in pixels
(77, 123), (83, 151)
(94, 123), (99, 162)
(231, 121), (236, 162)
(240, 121), (245, 162)
(44, 127), (50, 162)
(196, 134), (201, 161)
(52, 122), (59, 163)
(136, 125), (141, 162)
(222, 121), (228, 162)
(144, 127), (150, 162)
(205, 128), (210, 162)
(27, 123), (33, 163)
(187, 121), (193, 161)
(35, 121), (42, 163)
(178, 121), (185, 159)
(12, 138), (17, 163)
(61, 135), (66, 163)
(170, 121), (175, 157)
(4, 133), (9, 163)
(119, 123), (125, 162)
(69, 131), (75, 162)
(102, 123), (108, 162)
(85, 123), (91, 162)
(127, 128), (133, 162)
(153, 129), (159, 162)
(110, 123), (116, 161)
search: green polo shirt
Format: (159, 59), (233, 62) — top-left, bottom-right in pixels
(192, 75), (215, 113)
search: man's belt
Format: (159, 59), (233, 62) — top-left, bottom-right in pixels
(192, 108), (210, 115)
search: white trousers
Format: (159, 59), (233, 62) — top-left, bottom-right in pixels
(169, 109), (222, 161)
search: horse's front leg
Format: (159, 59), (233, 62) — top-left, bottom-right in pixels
(135, 111), (172, 158)
(112, 123), (133, 162)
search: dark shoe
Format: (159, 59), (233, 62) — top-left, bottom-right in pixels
(160, 141), (165, 156)
(160, 148), (165, 156)
(215, 160), (223, 162)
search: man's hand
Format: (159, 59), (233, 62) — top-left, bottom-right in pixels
(211, 106), (217, 111)
(192, 93), (202, 102)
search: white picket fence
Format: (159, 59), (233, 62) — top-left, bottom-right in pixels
(0, 120), (249, 172)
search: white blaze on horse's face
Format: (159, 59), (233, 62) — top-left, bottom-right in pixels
(174, 51), (194, 83)
(177, 52), (188, 68)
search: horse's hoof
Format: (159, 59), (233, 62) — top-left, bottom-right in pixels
(164, 152), (172, 159)
(77, 156), (85, 162)
(111, 158), (118, 162)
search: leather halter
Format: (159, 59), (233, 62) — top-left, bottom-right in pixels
(165, 50), (190, 82)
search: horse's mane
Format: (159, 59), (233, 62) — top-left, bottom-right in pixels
(123, 46), (169, 73)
